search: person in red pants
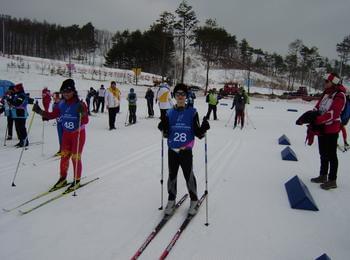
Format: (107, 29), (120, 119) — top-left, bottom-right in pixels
(33, 79), (89, 191)
(42, 87), (51, 112)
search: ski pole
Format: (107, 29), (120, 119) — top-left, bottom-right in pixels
(225, 109), (234, 127)
(158, 134), (164, 210)
(73, 112), (82, 197)
(11, 110), (36, 187)
(204, 134), (209, 226)
(41, 120), (45, 156)
(3, 123), (8, 146)
(246, 108), (256, 130)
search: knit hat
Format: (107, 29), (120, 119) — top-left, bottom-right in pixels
(130, 88), (134, 93)
(173, 83), (188, 94)
(323, 73), (341, 85)
(60, 79), (76, 93)
(14, 83), (24, 93)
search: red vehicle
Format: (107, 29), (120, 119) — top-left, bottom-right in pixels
(221, 82), (239, 96)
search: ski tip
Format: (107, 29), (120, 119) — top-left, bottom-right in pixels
(18, 210), (27, 215)
(2, 208), (10, 212)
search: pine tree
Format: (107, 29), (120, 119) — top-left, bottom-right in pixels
(174, 0), (198, 83)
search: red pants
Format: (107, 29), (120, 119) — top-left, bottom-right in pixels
(60, 129), (86, 180)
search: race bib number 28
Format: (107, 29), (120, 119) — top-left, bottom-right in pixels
(173, 132), (187, 142)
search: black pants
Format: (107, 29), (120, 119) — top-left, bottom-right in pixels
(14, 118), (27, 144)
(147, 100), (154, 117)
(234, 110), (245, 127)
(206, 104), (217, 120)
(97, 97), (105, 113)
(93, 98), (98, 112)
(108, 107), (119, 129)
(7, 116), (14, 137)
(129, 106), (137, 124)
(318, 134), (339, 180)
(160, 109), (168, 122)
(168, 149), (198, 201)
(85, 98), (91, 114)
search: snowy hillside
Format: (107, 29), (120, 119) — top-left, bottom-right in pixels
(1, 56), (350, 260)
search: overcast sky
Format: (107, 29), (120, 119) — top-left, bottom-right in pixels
(2, 0), (350, 60)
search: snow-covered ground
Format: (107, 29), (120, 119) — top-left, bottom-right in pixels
(1, 56), (350, 260)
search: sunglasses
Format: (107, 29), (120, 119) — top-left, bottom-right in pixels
(62, 90), (73, 94)
(175, 91), (186, 97)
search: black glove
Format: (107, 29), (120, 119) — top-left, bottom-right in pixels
(158, 121), (168, 138)
(201, 116), (210, 131)
(157, 121), (163, 131)
(77, 101), (84, 115)
(32, 102), (43, 115)
(296, 110), (320, 125)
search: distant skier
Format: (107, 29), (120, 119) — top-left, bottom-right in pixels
(339, 94), (350, 148)
(231, 87), (249, 129)
(158, 83), (210, 216)
(33, 79), (89, 192)
(85, 87), (97, 115)
(105, 81), (121, 130)
(145, 87), (154, 117)
(52, 91), (63, 156)
(42, 87), (51, 112)
(0, 85), (15, 140)
(127, 88), (137, 124)
(186, 88), (196, 108)
(8, 83), (29, 147)
(156, 82), (173, 121)
(96, 85), (106, 113)
(205, 88), (220, 120)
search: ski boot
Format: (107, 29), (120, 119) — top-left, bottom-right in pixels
(50, 177), (67, 191)
(64, 180), (81, 193)
(188, 200), (198, 216)
(164, 200), (175, 215)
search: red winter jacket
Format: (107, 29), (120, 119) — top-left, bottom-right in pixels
(314, 84), (346, 134)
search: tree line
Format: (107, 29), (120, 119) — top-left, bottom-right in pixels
(1, 0), (350, 91)
(104, 1), (350, 91)
(0, 15), (112, 65)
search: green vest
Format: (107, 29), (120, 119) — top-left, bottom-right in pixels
(208, 93), (218, 105)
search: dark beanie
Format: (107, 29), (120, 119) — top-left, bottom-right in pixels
(60, 79), (76, 93)
(173, 83), (188, 94)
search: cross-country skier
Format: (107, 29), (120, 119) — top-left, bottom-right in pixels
(205, 88), (220, 120)
(105, 81), (121, 130)
(127, 88), (137, 124)
(156, 82), (173, 121)
(52, 91), (63, 156)
(42, 87), (51, 112)
(32, 79), (89, 192)
(8, 83), (29, 147)
(145, 87), (154, 117)
(299, 73), (346, 190)
(231, 87), (249, 129)
(0, 85), (15, 140)
(158, 83), (210, 215)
